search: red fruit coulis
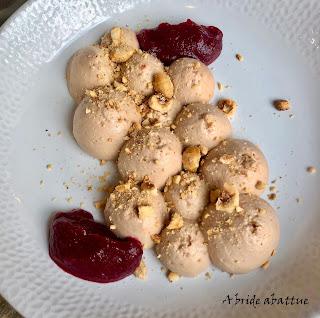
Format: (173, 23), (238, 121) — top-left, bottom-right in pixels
(137, 19), (223, 65)
(49, 209), (143, 283)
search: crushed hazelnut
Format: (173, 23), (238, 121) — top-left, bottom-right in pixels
(167, 212), (184, 230)
(217, 99), (237, 117)
(215, 184), (240, 213)
(217, 82), (224, 91)
(182, 146), (201, 172)
(94, 199), (107, 209)
(306, 166), (316, 174)
(219, 154), (235, 164)
(134, 260), (147, 280)
(110, 45), (135, 63)
(153, 72), (174, 99)
(148, 94), (173, 113)
(115, 182), (131, 192)
(173, 175), (181, 184)
(267, 193), (277, 201)
(99, 159), (107, 166)
(199, 145), (208, 156)
(235, 53), (244, 62)
(138, 205), (154, 219)
(46, 164), (53, 171)
(110, 224), (117, 230)
(151, 234), (161, 244)
(167, 271), (180, 283)
(255, 180), (266, 190)
(273, 99), (290, 111)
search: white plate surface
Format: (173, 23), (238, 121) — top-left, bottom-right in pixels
(0, 0), (320, 317)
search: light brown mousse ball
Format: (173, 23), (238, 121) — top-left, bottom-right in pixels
(121, 51), (164, 96)
(105, 181), (168, 249)
(164, 171), (209, 221)
(156, 221), (210, 277)
(66, 45), (114, 104)
(117, 127), (182, 188)
(201, 194), (280, 274)
(168, 57), (214, 105)
(174, 103), (232, 149)
(73, 87), (141, 160)
(200, 139), (269, 195)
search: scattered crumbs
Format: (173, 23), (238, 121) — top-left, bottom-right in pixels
(87, 185), (93, 191)
(167, 271), (180, 283)
(46, 164), (53, 171)
(205, 272), (212, 280)
(267, 193), (277, 201)
(235, 53), (244, 62)
(217, 82), (224, 91)
(151, 234), (161, 244)
(273, 99), (290, 111)
(110, 224), (116, 230)
(51, 197), (56, 202)
(289, 114), (294, 119)
(229, 273), (235, 279)
(40, 180), (44, 186)
(99, 159), (107, 166)
(306, 166), (317, 174)
(261, 260), (270, 270)
(80, 202), (84, 208)
(63, 182), (69, 190)
(134, 260), (147, 280)
(66, 197), (73, 203)
(94, 199), (107, 210)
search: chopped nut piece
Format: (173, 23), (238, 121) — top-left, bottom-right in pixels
(46, 164), (53, 171)
(167, 271), (180, 282)
(255, 180), (266, 190)
(94, 199), (106, 209)
(273, 99), (290, 111)
(167, 212), (184, 230)
(235, 53), (244, 62)
(138, 205), (154, 219)
(182, 146), (201, 172)
(217, 99), (237, 117)
(205, 272), (212, 280)
(215, 184), (240, 213)
(173, 175), (181, 184)
(153, 72), (174, 98)
(151, 234), (161, 244)
(217, 82), (224, 91)
(261, 260), (270, 270)
(99, 159), (107, 166)
(110, 27), (122, 46)
(115, 182), (131, 192)
(85, 108), (91, 114)
(141, 178), (157, 194)
(199, 145), (208, 156)
(87, 185), (93, 191)
(124, 147), (131, 154)
(148, 94), (173, 113)
(267, 193), (277, 201)
(269, 185), (276, 192)
(219, 154), (235, 164)
(306, 166), (317, 174)
(110, 45), (135, 63)
(134, 260), (147, 280)
(110, 224), (117, 230)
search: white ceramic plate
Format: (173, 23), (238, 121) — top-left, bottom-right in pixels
(0, 0), (320, 317)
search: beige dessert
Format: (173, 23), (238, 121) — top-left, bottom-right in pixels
(156, 221), (210, 277)
(104, 180), (168, 249)
(121, 52), (164, 96)
(201, 139), (269, 195)
(66, 46), (114, 103)
(201, 193), (280, 274)
(168, 57), (214, 105)
(164, 171), (209, 221)
(73, 87), (141, 160)
(117, 127), (182, 188)
(174, 103), (232, 149)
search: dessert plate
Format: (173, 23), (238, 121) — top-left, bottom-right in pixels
(0, 0), (320, 317)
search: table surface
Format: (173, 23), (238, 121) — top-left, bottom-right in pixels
(0, 2), (26, 316)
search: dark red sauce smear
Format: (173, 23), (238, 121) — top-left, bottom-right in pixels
(49, 209), (143, 283)
(137, 19), (223, 65)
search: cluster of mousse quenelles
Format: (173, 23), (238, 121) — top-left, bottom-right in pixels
(67, 26), (280, 279)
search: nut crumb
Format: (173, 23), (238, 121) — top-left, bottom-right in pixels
(173, 175), (181, 184)
(235, 53), (244, 62)
(273, 99), (290, 111)
(212, 184), (240, 213)
(134, 260), (147, 280)
(205, 272), (212, 280)
(167, 271), (180, 283)
(138, 205), (154, 219)
(110, 224), (117, 230)
(255, 180), (266, 190)
(46, 164), (53, 171)
(267, 193), (277, 201)
(217, 99), (237, 117)
(199, 145), (208, 156)
(182, 146), (201, 172)
(151, 234), (161, 244)
(99, 159), (107, 166)
(94, 199), (106, 209)
(271, 249), (276, 257)
(261, 260), (270, 270)
(306, 166), (316, 174)
(217, 82), (224, 91)
(66, 197), (73, 203)
(153, 72), (174, 99)
(167, 212), (184, 230)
